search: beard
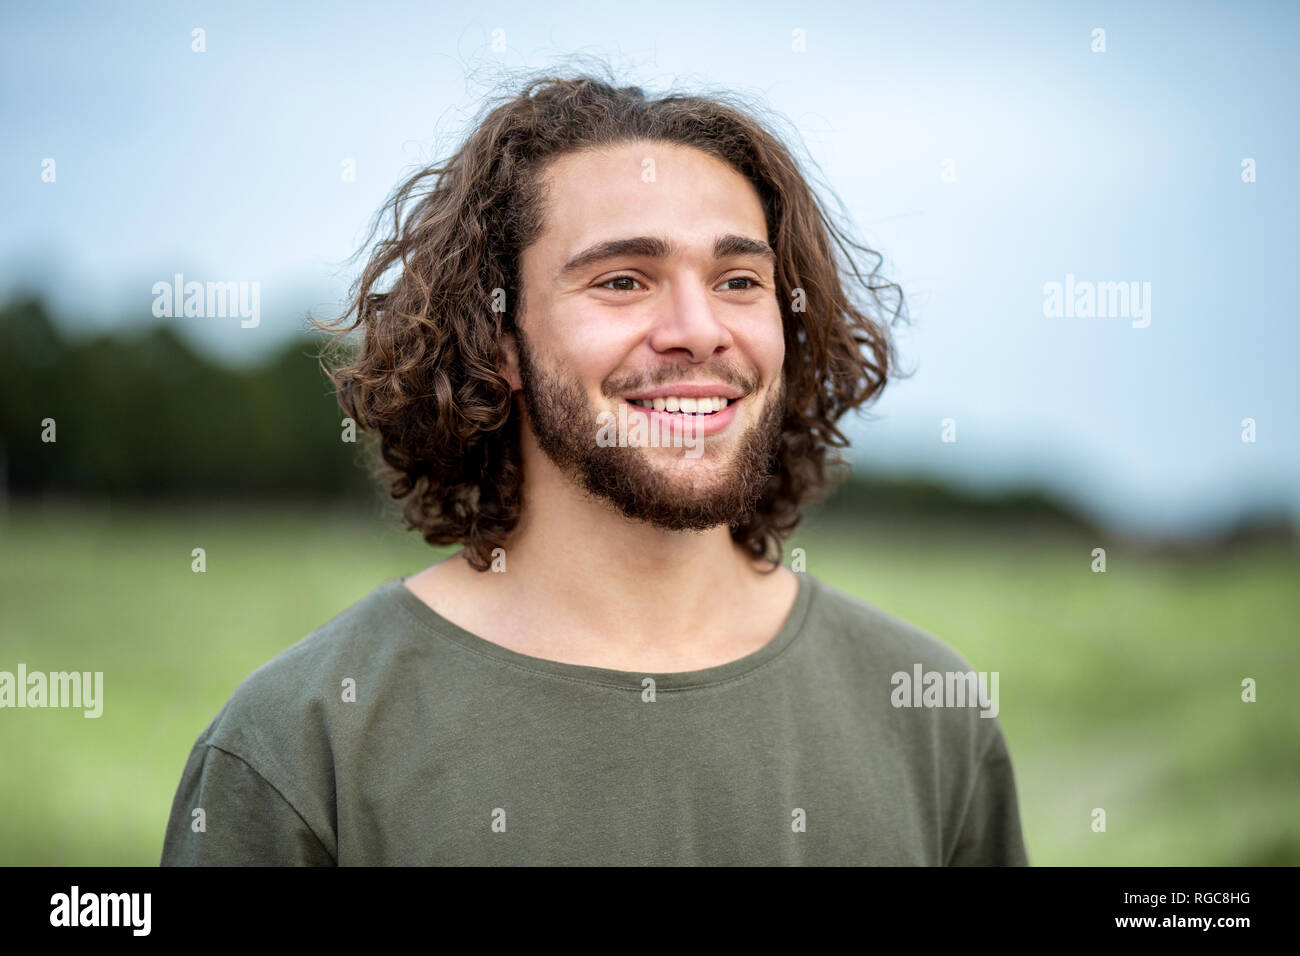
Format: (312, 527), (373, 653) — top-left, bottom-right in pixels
(513, 328), (786, 533)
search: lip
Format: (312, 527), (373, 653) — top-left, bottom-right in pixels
(621, 383), (743, 401)
(620, 396), (741, 437)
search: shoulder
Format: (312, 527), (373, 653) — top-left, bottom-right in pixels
(168, 578), (423, 861)
(191, 578), (416, 783)
(802, 572), (979, 675)
(800, 573), (1025, 861)
(799, 572), (1010, 756)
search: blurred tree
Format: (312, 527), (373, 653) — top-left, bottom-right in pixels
(0, 295), (370, 500)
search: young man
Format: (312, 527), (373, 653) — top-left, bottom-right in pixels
(161, 73), (1029, 866)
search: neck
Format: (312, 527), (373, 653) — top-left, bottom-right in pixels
(501, 451), (773, 649)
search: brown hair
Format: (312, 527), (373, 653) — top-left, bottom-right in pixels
(314, 65), (907, 571)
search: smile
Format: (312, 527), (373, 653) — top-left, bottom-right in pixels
(626, 395), (732, 415)
(617, 395), (742, 437)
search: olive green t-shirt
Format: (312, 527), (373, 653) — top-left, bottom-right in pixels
(160, 571), (1029, 866)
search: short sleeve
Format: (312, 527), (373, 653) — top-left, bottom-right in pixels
(160, 743), (336, 866)
(946, 729), (1030, 866)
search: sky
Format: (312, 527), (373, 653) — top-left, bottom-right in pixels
(2, 0), (1297, 539)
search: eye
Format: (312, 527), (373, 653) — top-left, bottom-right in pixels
(596, 274), (765, 293)
(598, 275), (645, 293)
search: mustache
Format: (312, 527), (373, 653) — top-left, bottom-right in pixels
(605, 367), (758, 397)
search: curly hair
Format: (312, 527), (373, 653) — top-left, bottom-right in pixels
(314, 65), (906, 572)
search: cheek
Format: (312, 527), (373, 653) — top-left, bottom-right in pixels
(764, 333), (786, 373)
(743, 319), (786, 379)
(558, 323), (631, 390)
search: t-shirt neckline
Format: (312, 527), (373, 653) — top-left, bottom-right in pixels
(386, 568), (817, 691)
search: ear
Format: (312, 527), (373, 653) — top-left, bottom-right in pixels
(499, 331), (523, 392)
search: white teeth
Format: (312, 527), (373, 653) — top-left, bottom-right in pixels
(627, 396), (732, 414)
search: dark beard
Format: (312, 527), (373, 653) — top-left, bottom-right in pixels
(513, 328), (785, 533)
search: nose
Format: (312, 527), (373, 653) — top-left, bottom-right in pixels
(645, 276), (735, 362)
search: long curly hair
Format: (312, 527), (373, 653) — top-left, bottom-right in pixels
(314, 66), (907, 572)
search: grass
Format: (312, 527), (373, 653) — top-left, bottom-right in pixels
(1, 500), (1296, 865)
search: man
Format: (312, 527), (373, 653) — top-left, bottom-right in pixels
(161, 72), (1029, 866)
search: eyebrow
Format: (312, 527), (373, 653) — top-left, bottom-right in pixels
(555, 234), (776, 281)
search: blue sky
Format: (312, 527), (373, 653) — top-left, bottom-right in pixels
(2, 0), (1297, 538)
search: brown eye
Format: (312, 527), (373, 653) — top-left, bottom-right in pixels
(599, 275), (644, 292)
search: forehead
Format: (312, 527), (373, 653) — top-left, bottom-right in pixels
(533, 141), (769, 262)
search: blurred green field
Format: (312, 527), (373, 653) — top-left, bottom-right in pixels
(1, 501), (1297, 865)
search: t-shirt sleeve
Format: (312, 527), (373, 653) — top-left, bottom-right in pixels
(160, 743), (336, 866)
(946, 728), (1030, 866)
